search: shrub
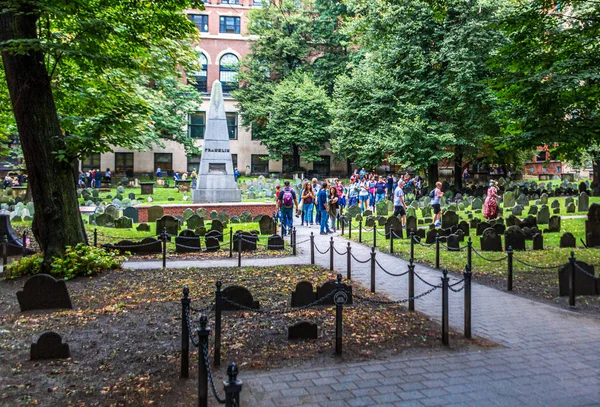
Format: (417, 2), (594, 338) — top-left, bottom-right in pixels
(5, 244), (125, 280)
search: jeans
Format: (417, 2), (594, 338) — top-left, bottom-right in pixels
(304, 203), (314, 224)
(376, 193), (386, 204)
(359, 195), (368, 212)
(319, 209), (331, 233)
(281, 207), (294, 236)
(329, 213), (337, 231)
(348, 196), (358, 207)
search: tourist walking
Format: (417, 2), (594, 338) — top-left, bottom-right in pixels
(156, 167), (162, 178)
(317, 182), (331, 235)
(276, 180), (298, 236)
(347, 177), (359, 207)
(327, 185), (339, 233)
(483, 180), (501, 220)
(431, 181), (444, 227)
(375, 176), (387, 206)
(301, 182), (315, 226)
(393, 179), (408, 228)
(358, 178), (369, 212)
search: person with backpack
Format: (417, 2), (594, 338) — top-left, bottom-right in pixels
(317, 182), (332, 235)
(393, 179), (408, 228)
(430, 181), (444, 227)
(277, 180), (298, 236)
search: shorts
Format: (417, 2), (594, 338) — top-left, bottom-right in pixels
(359, 195), (369, 201)
(393, 206), (406, 217)
(432, 204), (441, 215)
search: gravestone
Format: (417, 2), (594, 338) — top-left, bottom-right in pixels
(521, 215), (537, 229)
(95, 213), (114, 227)
(551, 200), (560, 209)
(233, 231), (258, 251)
(566, 202), (576, 213)
(493, 222), (506, 235)
(537, 205), (550, 224)
(476, 221), (491, 236)
(578, 192), (589, 212)
(510, 205), (523, 217)
(197, 208), (209, 218)
(565, 197), (574, 206)
(123, 207), (139, 223)
(548, 215), (561, 232)
(504, 226), (526, 251)
(503, 191), (515, 208)
(221, 286), (260, 310)
(346, 205), (361, 218)
(516, 194), (529, 207)
(586, 204), (600, 247)
(230, 216), (241, 224)
(17, 274), (72, 311)
(480, 228), (502, 252)
(240, 211), (253, 223)
(528, 205), (538, 215)
(376, 200), (388, 216)
(136, 223), (150, 232)
(30, 332), (70, 360)
(425, 228), (439, 244)
(316, 280), (353, 305)
(210, 219), (224, 241)
(204, 232), (220, 252)
(385, 216), (403, 239)
(421, 206), (431, 218)
(291, 281), (316, 307)
(471, 198), (483, 210)
(267, 234), (285, 250)
(363, 210), (373, 217)
(365, 216), (375, 228)
(196, 226), (207, 236)
(114, 216), (133, 229)
(183, 208), (195, 220)
(377, 216), (387, 226)
(128, 192), (136, 200)
(446, 234), (459, 251)
(147, 206), (164, 222)
(532, 233), (543, 250)
(579, 182), (587, 193)
(210, 210), (219, 220)
(458, 221), (469, 236)
(156, 215), (180, 237)
(441, 210), (458, 230)
(288, 322), (318, 340)
(559, 232), (576, 248)
(176, 229), (201, 253)
(407, 207), (417, 218)
(105, 204), (119, 219)
(558, 262), (597, 296)
(405, 216), (417, 234)
(187, 214), (204, 230)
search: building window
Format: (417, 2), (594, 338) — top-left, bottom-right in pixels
(221, 0), (240, 4)
(187, 154), (201, 172)
(114, 153), (134, 175)
(219, 53), (239, 93)
(231, 154), (238, 170)
(536, 151), (547, 162)
(189, 14), (208, 32)
(191, 54), (208, 93)
(253, 0), (262, 6)
(312, 155), (330, 176)
(219, 16), (241, 34)
(189, 112), (206, 139)
(81, 153), (101, 172)
(282, 155), (294, 173)
(154, 153), (173, 172)
(226, 112), (238, 139)
(251, 154), (269, 174)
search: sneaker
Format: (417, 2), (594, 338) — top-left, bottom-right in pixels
(435, 222), (441, 228)
(320, 232), (327, 235)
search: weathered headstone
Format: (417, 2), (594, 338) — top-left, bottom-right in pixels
(183, 208), (195, 220)
(147, 206), (164, 222)
(586, 204), (600, 247)
(30, 332), (71, 360)
(558, 262), (597, 296)
(288, 322), (318, 340)
(114, 216), (133, 229)
(504, 226), (526, 251)
(566, 202), (576, 213)
(578, 192), (589, 212)
(471, 198), (483, 210)
(221, 286), (260, 310)
(528, 205), (538, 215)
(551, 200), (560, 209)
(136, 223), (150, 232)
(503, 191), (515, 208)
(291, 281), (316, 307)
(267, 234), (285, 250)
(511, 205), (524, 217)
(95, 213), (114, 227)
(476, 221), (491, 236)
(376, 200), (388, 216)
(548, 215), (561, 232)
(559, 232), (576, 248)
(210, 219), (224, 241)
(537, 205), (550, 225)
(123, 207), (139, 223)
(405, 216), (417, 234)
(156, 215), (180, 236)
(532, 233), (543, 250)
(176, 229), (201, 253)
(104, 204), (119, 219)
(441, 210), (458, 230)
(17, 274), (72, 311)
(205, 232), (220, 251)
(187, 214), (204, 230)
(446, 234), (459, 251)
(385, 216), (403, 239)
(480, 228), (502, 252)
(233, 231), (258, 251)
(540, 193), (548, 204)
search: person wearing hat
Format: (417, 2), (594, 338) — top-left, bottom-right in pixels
(276, 181), (298, 236)
(483, 179), (501, 220)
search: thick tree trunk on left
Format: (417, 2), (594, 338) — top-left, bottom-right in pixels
(592, 156), (600, 196)
(0, 3), (87, 263)
(454, 146), (463, 190)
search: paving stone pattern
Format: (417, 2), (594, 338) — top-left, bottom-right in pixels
(123, 218), (600, 406)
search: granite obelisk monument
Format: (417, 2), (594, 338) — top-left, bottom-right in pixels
(193, 81), (242, 203)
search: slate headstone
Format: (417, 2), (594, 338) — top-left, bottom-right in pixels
(221, 286), (260, 310)
(114, 216), (133, 229)
(30, 332), (71, 360)
(123, 207), (139, 224)
(291, 281), (316, 307)
(136, 223), (150, 232)
(586, 203), (600, 247)
(503, 191), (515, 208)
(559, 232), (576, 248)
(147, 206), (164, 222)
(532, 233), (543, 250)
(176, 229), (201, 253)
(104, 204), (119, 219)
(385, 216), (403, 239)
(480, 228), (502, 252)
(471, 198), (483, 210)
(156, 215), (180, 237)
(187, 214), (204, 230)
(210, 219), (224, 241)
(446, 234), (459, 251)
(578, 192), (589, 212)
(548, 215), (561, 232)
(259, 216), (277, 235)
(441, 210), (458, 230)
(476, 221), (491, 236)
(95, 213), (114, 227)
(558, 262), (597, 296)
(205, 232), (220, 252)
(17, 274), (72, 311)
(504, 226), (526, 251)
(267, 234), (285, 250)
(288, 322), (318, 340)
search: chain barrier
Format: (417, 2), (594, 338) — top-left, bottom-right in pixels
(412, 235), (435, 248)
(333, 246), (348, 256)
(512, 256), (562, 270)
(174, 242), (204, 251)
(573, 261), (598, 278)
(295, 238), (312, 245)
(376, 229), (387, 237)
(202, 343), (226, 404)
(190, 303), (215, 314)
(184, 308), (200, 347)
(448, 278), (466, 293)
(351, 253), (371, 264)
(220, 290), (336, 315)
(105, 240), (165, 249)
(472, 248), (509, 263)
(354, 285), (440, 305)
(413, 271), (442, 288)
(374, 258), (409, 277)
(438, 241), (467, 252)
(314, 244), (330, 255)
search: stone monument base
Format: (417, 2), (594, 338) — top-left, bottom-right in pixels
(193, 189), (242, 203)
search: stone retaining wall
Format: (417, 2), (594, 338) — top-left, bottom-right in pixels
(136, 202), (277, 223)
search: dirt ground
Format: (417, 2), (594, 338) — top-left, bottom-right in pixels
(0, 265), (495, 407)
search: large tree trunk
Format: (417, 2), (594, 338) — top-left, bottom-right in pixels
(427, 163), (439, 189)
(454, 146), (463, 190)
(0, 3), (87, 263)
(592, 156), (600, 196)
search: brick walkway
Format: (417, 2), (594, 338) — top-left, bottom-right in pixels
(123, 220), (600, 406)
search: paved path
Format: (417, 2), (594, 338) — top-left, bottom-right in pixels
(123, 220), (600, 406)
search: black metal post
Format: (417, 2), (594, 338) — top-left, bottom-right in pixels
(329, 237), (334, 271)
(237, 235), (242, 267)
(464, 264), (472, 339)
(569, 251), (576, 307)
(467, 236), (472, 272)
(223, 363), (243, 407)
(346, 242), (352, 280)
(197, 315), (210, 407)
(21, 231), (27, 256)
(390, 228), (394, 254)
(410, 231), (415, 262)
(408, 260), (415, 312)
(335, 273), (343, 355)
(373, 223), (377, 248)
(93, 228), (98, 247)
(435, 233), (440, 269)
(161, 228), (167, 269)
(2, 235), (6, 267)
(181, 286), (190, 378)
(507, 246), (513, 291)
(359, 220), (362, 243)
(292, 227), (297, 256)
(229, 228), (233, 258)
(215, 281), (222, 367)
(370, 246), (376, 293)
(348, 218), (352, 239)
(341, 217), (344, 236)
(441, 268), (449, 346)
(310, 232), (315, 265)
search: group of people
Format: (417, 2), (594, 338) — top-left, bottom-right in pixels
(78, 169), (111, 188)
(3, 173), (24, 188)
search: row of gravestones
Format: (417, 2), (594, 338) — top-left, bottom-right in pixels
(147, 206), (257, 224)
(153, 214), (277, 237)
(478, 227), (578, 252)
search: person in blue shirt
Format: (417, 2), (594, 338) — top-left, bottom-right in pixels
(277, 180), (298, 236)
(234, 168), (240, 182)
(317, 182), (331, 235)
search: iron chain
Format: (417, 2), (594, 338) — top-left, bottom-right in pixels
(202, 343), (226, 404)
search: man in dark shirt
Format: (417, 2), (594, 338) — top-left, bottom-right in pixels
(386, 174), (394, 200)
(317, 182), (331, 235)
(375, 176), (387, 207)
(276, 180), (298, 236)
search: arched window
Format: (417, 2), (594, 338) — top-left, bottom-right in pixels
(219, 53), (239, 93)
(192, 53), (208, 93)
